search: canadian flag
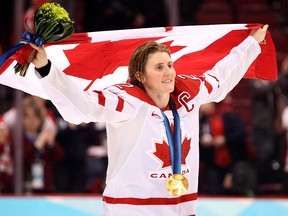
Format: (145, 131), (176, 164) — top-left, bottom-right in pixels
(0, 23), (277, 99)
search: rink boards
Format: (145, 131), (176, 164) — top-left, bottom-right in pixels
(0, 196), (287, 216)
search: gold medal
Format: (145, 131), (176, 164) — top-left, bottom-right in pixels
(166, 174), (189, 196)
(161, 101), (188, 196)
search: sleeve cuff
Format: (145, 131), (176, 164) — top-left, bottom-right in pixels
(36, 60), (51, 77)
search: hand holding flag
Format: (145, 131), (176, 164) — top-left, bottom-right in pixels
(249, 24), (269, 43)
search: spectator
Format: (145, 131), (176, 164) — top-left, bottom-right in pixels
(55, 122), (107, 193)
(85, 122), (107, 193)
(248, 54), (288, 193)
(10, 96), (64, 193)
(3, 95), (57, 142)
(199, 102), (256, 195)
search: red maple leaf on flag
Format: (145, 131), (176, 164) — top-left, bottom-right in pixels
(62, 37), (186, 90)
(153, 136), (191, 169)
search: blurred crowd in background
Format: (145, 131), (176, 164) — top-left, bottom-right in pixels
(0, 0), (288, 196)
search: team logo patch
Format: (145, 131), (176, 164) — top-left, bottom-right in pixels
(148, 128), (192, 179)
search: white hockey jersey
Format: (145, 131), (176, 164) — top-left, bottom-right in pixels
(37, 36), (261, 215)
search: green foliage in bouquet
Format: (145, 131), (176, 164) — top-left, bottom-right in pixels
(34, 2), (74, 43)
(15, 2), (75, 76)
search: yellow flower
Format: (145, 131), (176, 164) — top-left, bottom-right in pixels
(39, 2), (73, 23)
(13, 2), (74, 76)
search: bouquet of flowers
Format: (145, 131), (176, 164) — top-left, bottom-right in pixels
(1, 2), (74, 76)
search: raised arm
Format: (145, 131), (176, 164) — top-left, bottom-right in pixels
(29, 44), (136, 125)
(201, 24), (269, 103)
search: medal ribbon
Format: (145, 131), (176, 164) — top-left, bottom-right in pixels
(160, 99), (181, 174)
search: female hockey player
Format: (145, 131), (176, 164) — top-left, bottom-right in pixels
(29, 24), (268, 215)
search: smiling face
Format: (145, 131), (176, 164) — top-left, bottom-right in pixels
(141, 51), (176, 98)
(128, 42), (176, 108)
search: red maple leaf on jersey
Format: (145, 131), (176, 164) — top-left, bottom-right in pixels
(153, 136), (191, 169)
(153, 140), (171, 168)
